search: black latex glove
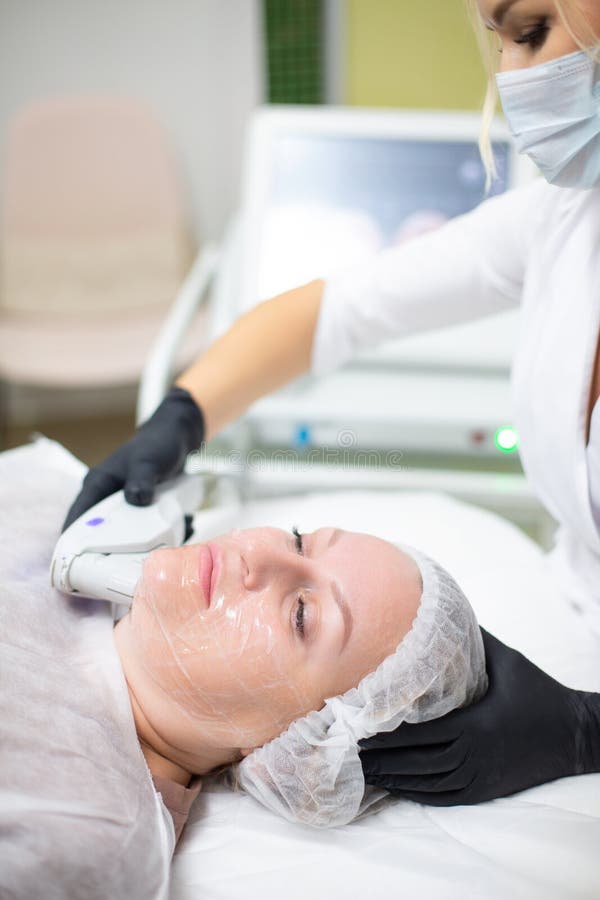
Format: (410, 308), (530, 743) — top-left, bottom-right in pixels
(359, 628), (600, 805)
(62, 386), (205, 532)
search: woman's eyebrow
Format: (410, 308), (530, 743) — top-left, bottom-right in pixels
(332, 580), (353, 652)
(491, 0), (519, 26)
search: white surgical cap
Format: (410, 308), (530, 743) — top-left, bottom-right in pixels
(233, 545), (487, 827)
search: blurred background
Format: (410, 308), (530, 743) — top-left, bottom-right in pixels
(0, 0), (487, 463)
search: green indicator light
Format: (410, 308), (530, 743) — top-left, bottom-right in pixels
(495, 426), (519, 453)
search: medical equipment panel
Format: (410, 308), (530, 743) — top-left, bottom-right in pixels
(253, 131), (510, 303)
(208, 106), (536, 461)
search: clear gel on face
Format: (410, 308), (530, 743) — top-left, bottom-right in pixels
(127, 536), (309, 745)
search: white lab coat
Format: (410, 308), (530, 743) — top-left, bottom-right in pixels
(312, 179), (600, 637)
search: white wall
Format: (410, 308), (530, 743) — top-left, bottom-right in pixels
(0, 0), (263, 244)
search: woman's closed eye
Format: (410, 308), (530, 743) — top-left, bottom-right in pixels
(291, 527), (308, 640)
(514, 20), (549, 49)
(295, 596), (306, 637)
(292, 526), (304, 555)
(486, 17), (550, 54)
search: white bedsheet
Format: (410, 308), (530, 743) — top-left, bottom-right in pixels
(170, 490), (600, 900)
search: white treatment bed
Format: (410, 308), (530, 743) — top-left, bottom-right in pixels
(172, 485), (600, 900)
(1, 437), (598, 900)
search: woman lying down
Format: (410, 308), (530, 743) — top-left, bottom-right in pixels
(113, 524), (487, 843)
(1, 464), (486, 900)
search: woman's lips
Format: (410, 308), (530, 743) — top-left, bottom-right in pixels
(198, 543), (222, 607)
(198, 544), (213, 607)
(208, 542), (221, 602)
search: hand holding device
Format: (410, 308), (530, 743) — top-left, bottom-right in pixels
(62, 386), (204, 532)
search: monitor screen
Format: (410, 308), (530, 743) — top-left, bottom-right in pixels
(255, 134), (511, 301)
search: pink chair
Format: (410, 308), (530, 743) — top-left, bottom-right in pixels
(0, 96), (209, 421)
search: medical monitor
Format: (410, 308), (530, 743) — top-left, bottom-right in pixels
(233, 106), (536, 370)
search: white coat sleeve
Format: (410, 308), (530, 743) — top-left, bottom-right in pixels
(311, 178), (551, 375)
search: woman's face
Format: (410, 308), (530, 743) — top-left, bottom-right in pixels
(477, 0), (600, 72)
(114, 526), (421, 768)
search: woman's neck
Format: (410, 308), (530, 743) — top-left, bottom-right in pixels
(139, 738), (191, 786)
(124, 675), (193, 786)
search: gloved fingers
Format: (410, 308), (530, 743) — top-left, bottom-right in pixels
(366, 768), (475, 799)
(124, 458), (166, 506)
(358, 717), (463, 751)
(479, 627), (517, 672)
(61, 470), (123, 532)
(360, 739), (467, 777)
(382, 785), (475, 807)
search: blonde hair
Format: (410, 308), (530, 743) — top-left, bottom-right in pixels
(466, 0), (600, 190)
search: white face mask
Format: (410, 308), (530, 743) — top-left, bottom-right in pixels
(496, 49), (600, 189)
